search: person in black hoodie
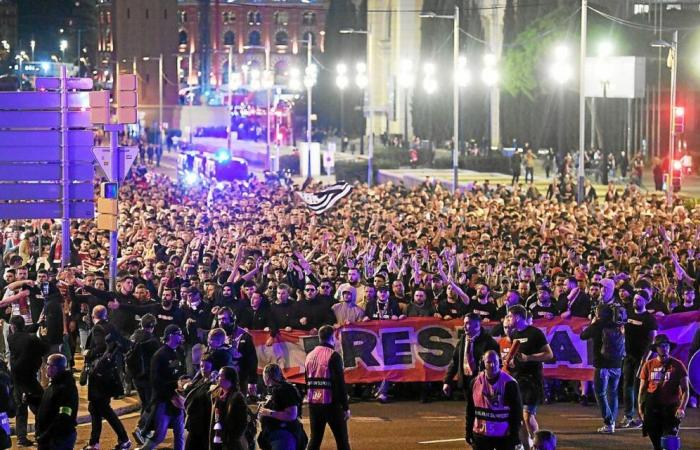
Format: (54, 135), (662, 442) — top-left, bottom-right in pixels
(129, 314), (161, 446)
(139, 324), (186, 450)
(213, 307), (258, 398)
(184, 354), (215, 450)
(84, 305), (132, 450)
(206, 328), (233, 371)
(35, 353), (79, 450)
(8, 314), (48, 447)
(296, 282), (335, 333)
(238, 291), (277, 334)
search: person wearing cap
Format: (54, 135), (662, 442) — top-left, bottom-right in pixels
(129, 314), (161, 445)
(639, 334), (690, 450)
(620, 289), (657, 429)
(138, 324), (186, 450)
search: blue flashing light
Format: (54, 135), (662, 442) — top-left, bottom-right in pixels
(184, 171), (198, 186)
(216, 149), (230, 163)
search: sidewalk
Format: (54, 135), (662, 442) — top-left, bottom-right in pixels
(11, 355), (141, 436)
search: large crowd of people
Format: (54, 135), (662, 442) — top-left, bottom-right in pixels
(0, 160), (698, 450)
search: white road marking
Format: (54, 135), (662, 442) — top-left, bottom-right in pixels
(418, 438), (464, 444)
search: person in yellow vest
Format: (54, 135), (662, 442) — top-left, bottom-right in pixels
(466, 350), (523, 450)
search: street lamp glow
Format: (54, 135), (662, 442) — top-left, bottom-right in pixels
(336, 74), (349, 90)
(549, 64), (573, 84)
(553, 44), (569, 61)
(356, 61), (367, 74)
(423, 62), (436, 75)
(230, 72), (242, 90)
(423, 77), (438, 94)
(355, 72), (368, 89)
(59, 40), (68, 51)
(336, 62), (347, 75)
(483, 53), (497, 67)
(481, 67), (499, 86)
(262, 70), (274, 89)
(455, 55), (470, 87)
(597, 40), (614, 57)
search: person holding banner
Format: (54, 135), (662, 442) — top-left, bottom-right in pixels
(505, 305), (553, 448)
(443, 313), (499, 400)
(639, 334), (690, 450)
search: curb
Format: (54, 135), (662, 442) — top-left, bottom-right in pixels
(22, 401), (142, 435)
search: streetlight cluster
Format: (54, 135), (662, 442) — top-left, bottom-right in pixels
(335, 61), (367, 91)
(549, 44), (573, 85)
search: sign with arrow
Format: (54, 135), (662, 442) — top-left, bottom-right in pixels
(92, 146), (139, 182)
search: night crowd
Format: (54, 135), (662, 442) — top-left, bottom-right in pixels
(0, 163), (697, 450)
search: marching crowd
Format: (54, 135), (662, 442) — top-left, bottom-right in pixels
(0, 163), (698, 450)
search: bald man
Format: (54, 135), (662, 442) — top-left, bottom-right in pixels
(35, 354), (79, 450)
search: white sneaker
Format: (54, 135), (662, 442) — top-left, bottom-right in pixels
(597, 424), (614, 434)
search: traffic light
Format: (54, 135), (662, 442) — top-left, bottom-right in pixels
(117, 74), (138, 124)
(97, 182), (118, 231)
(674, 106), (685, 134)
(672, 159), (682, 192)
(89, 90), (110, 124)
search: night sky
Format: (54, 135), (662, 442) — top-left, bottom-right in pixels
(17, 0), (85, 62)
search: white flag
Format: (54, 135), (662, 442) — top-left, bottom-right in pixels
(296, 182), (353, 215)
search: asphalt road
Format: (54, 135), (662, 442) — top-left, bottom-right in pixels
(41, 398), (697, 450)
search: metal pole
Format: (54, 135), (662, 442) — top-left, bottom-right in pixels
(306, 40), (312, 178)
(106, 124), (120, 290)
(367, 27), (374, 187)
(452, 5), (459, 194)
(667, 30), (678, 208)
(577, 0), (587, 203)
(590, 97), (596, 149)
(60, 65), (70, 267)
(340, 89), (345, 151)
(228, 47), (232, 155)
(626, 98), (632, 156)
(404, 88), (408, 147)
(159, 53), (164, 155)
(266, 49), (271, 170)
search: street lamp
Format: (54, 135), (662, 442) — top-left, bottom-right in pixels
(336, 62), (349, 150)
(142, 54), (164, 156)
(59, 40), (68, 61)
(30, 40), (35, 61)
(549, 44), (573, 84)
(422, 62), (438, 94)
(303, 38), (317, 180)
(482, 53), (499, 152)
(651, 30), (679, 208)
(397, 59), (415, 147)
(340, 27), (374, 186)
(262, 69), (274, 170)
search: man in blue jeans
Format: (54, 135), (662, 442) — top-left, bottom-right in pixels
(581, 304), (625, 434)
(138, 324), (186, 450)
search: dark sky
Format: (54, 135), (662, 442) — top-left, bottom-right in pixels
(17, 0), (76, 61)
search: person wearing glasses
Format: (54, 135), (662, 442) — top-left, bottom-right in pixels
(296, 282), (335, 334)
(138, 324), (186, 450)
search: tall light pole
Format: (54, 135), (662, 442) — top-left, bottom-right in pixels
(340, 27), (373, 186)
(397, 59), (415, 148)
(143, 55), (164, 154)
(577, 0), (587, 204)
(303, 39), (317, 179)
(30, 40), (35, 61)
(336, 63), (349, 150)
(59, 40), (68, 62)
(652, 30), (678, 208)
(420, 7), (462, 192)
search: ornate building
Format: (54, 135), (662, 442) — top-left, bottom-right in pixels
(176, 0), (329, 92)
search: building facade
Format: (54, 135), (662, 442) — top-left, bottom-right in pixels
(95, 0), (180, 128)
(176, 0), (328, 92)
(0, 0), (17, 76)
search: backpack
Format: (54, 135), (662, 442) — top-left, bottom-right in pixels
(91, 351), (125, 398)
(600, 325), (626, 361)
(125, 340), (144, 379)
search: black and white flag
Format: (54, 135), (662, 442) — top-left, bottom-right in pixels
(296, 182), (353, 214)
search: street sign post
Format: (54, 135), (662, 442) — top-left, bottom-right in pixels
(0, 66), (95, 267)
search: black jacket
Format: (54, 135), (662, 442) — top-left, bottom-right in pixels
(238, 305), (277, 334)
(129, 328), (161, 382)
(8, 330), (48, 380)
(444, 329), (499, 389)
(35, 370), (79, 445)
(294, 298), (335, 330)
(580, 320), (624, 368)
(150, 344), (185, 403)
(82, 286), (140, 335)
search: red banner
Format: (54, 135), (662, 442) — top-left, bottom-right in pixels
(250, 311), (700, 384)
